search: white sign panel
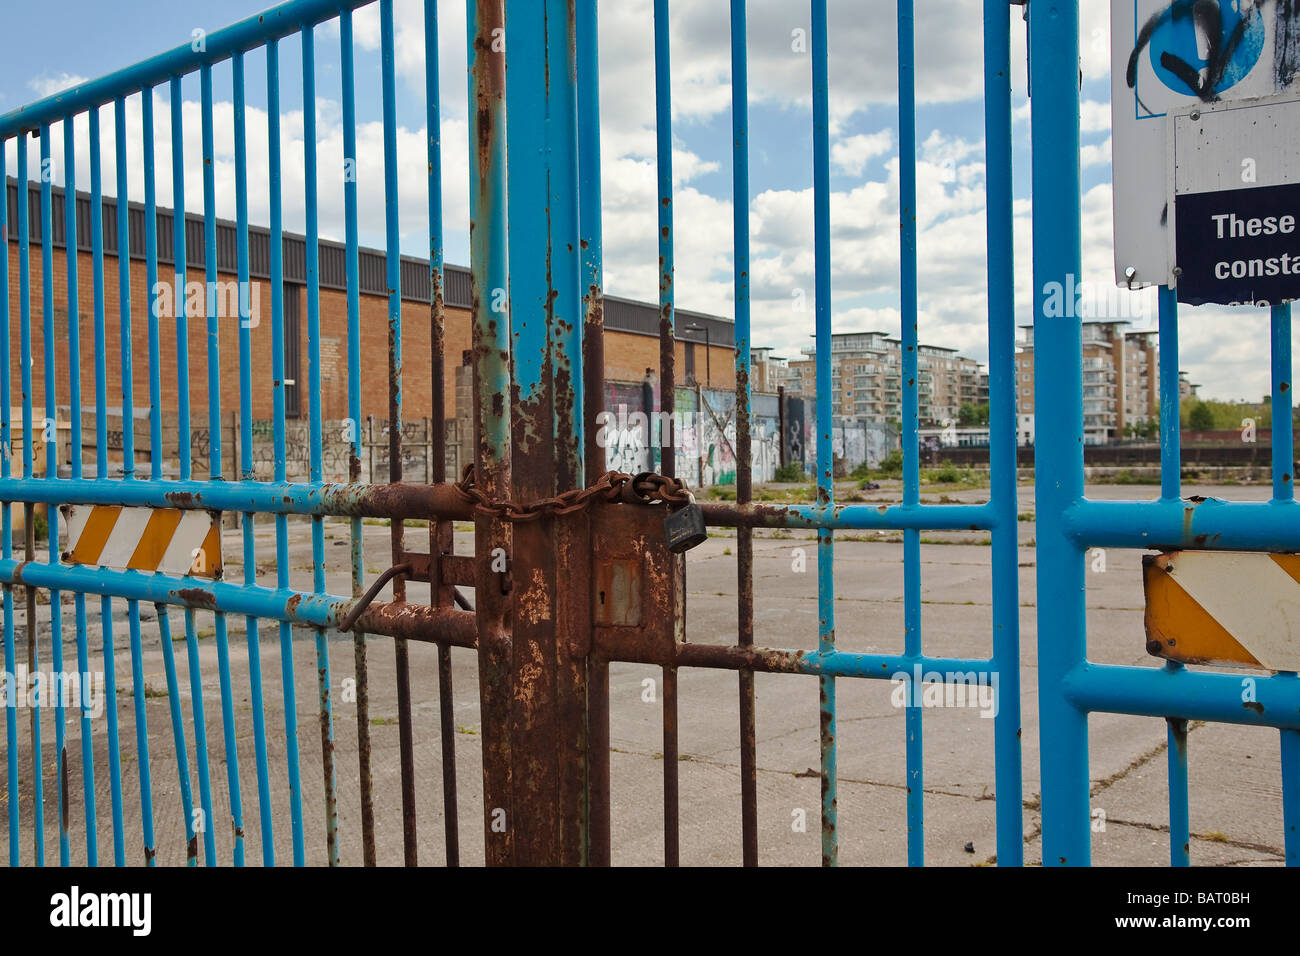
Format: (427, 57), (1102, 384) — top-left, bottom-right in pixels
(1165, 93), (1300, 305)
(1111, 0), (1300, 289)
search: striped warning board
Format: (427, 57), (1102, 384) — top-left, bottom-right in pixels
(60, 505), (222, 578)
(1143, 551), (1300, 672)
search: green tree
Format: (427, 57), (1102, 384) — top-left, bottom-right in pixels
(957, 403), (978, 426)
(1188, 401), (1215, 431)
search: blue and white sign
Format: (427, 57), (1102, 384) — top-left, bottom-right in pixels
(1111, 0), (1300, 288)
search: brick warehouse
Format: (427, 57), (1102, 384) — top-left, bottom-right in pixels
(3, 177), (737, 478)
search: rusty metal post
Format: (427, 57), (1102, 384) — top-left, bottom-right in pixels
(577, 0), (610, 864)
(468, 0), (515, 866)
(502, 0), (588, 866)
(426, 0), (460, 867)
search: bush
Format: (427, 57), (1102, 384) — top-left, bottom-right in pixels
(875, 450), (904, 477)
(772, 462), (804, 482)
(935, 460), (961, 483)
(33, 511), (48, 542)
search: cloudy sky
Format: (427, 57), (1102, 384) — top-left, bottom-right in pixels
(0, 0), (1280, 401)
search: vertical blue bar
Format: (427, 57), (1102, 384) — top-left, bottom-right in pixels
(810, 0), (837, 868)
(1271, 304), (1293, 503)
(85, 109), (107, 866)
(1030, 0), (1090, 866)
(1166, 715), (1190, 866)
(197, 62), (231, 869)
(549, 0), (583, 460)
(0, 134), (17, 867)
(302, 24), (340, 865)
(19, 133), (32, 488)
(653, 0), (673, 478)
(144, 89), (163, 483)
(1158, 287), (1180, 501)
(59, 114), (82, 869)
(15, 132), (32, 867)
(982, 0), (1023, 866)
(577, 0), (602, 306)
(108, 96), (132, 866)
(156, 604), (198, 865)
(160, 75), (204, 868)
(37, 124), (55, 868)
(234, 51), (273, 866)
(340, 11), (372, 862)
(137, 89), (161, 866)
(896, 0), (924, 868)
(1282, 725), (1300, 866)
(171, 76), (192, 482)
(268, 38), (307, 867)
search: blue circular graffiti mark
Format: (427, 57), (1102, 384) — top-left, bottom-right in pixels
(1148, 0), (1264, 97)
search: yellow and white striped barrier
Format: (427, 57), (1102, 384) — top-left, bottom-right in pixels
(1143, 550), (1300, 672)
(61, 505), (222, 578)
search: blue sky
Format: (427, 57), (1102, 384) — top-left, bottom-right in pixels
(0, 0), (1280, 402)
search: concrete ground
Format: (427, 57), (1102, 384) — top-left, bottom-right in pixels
(0, 481), (1289, 866)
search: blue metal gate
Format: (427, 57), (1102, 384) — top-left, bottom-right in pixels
(1030, 2), (1300, 867)
(0, 0), (1288, 867)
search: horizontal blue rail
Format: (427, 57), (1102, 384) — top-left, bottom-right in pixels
(0, 0), (375, 138)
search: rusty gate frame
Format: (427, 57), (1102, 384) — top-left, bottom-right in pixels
(0, 0), (1031, 867)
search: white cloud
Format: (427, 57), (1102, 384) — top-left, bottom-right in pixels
(831, 130), (892, 176)
(28, 72), (88, 99)
(1080, 136), (1112, 167)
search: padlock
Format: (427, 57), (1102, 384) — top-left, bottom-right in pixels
(664, 493), (707, 554)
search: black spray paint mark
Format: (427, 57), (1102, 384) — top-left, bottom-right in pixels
(1127, 0), (1260, 108)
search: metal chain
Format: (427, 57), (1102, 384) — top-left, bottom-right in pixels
(453, 463), (693, 522)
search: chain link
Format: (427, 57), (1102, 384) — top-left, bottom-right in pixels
(453, 463), (693, 522)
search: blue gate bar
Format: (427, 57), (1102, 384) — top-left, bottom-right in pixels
(810, 0), (837, 867)
(1283, 723), (1300, 865)
(425, 0), (460, 868)
(167, 70), (212, 869)
(233, 49), (275, 865)
(302, 23), (341, 866)
(1166, 714), (1190, 866)
(268, 36), (307, 867)
(1158, 287), (1180, 500)
(730, 0), (758, 869)
(1271, 304), (1293, 503)
(0, 133), (17, 867)
(0, 0), (376, 140)
(15, 129), (36, 867)
(155, 599), (200, 866)
(1065, 663), (1300, 730)
(1029, 0), (1090, 865)
(138, 85), (162, 866)
(1064, 498), (1300, 551)
(982, 0), (1023, 867)
(108, 95), (132, 866)
(60, 113), (83, 868)
(84, 107), (107, 866)
(380, 0), (421, 867)
(38, 122), (55, 868)
(896, 0), (923, 868)
(200, 61), (242, 869)
(339, 7), (375, 867)
(653, 0), (674, 482)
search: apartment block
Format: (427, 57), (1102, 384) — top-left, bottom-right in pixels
(780, 331), (988, 427)
(1016, 320), (1175, 445)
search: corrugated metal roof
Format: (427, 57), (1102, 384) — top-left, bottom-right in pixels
(5, 177), (734, 346)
